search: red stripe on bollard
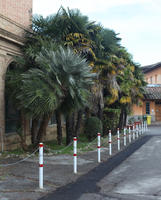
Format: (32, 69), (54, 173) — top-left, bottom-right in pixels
(39, 164), (43, 167)
(39, 144), (43, 147)
(73, 154), (77, 156)
(73, 138), (77, 141)
(97, 146), (101, 148)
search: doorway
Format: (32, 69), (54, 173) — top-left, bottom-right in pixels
(155, 102), (161, 121)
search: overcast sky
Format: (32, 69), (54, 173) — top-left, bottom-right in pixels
(33, 0), (161, 66)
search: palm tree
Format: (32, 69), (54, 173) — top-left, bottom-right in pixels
(24, 46), (94, 144)
(6, 44), (94, 146)
(104, 48), (146, 129)
(24, 8), (98, 144)
(24, 7), (145, 139)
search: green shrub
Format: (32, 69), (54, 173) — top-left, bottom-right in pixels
(84, 117), (103, 141)
(103, 108), (120, 135)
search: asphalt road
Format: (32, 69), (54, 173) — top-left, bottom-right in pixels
(40, 126), (161, 200)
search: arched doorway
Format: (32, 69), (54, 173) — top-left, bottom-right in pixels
(5, 62), (20, 134)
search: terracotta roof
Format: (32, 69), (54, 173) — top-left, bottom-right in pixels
(144, 85), (161, 100)
(142, 62), (161, 73)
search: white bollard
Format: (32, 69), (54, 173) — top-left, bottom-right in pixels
(136, 124), (139, 138)
(39, 143), (43, 189)
(144, 121), (146, 132)
(139, 123), (141, 136)
(140, 123), (142, 135)
(129, 126), (131, 143)
(117, 128), (120, 151)
(146, 120), (148, 131)
(109, 130), (112, 155)
(142, 121), (144, 134)
(73, 137), (77, 174)
(123, 127), (126, 146)
(132, 124), (135, 140)
(97, 133), (101, 163)
(140, 122), (142, 135)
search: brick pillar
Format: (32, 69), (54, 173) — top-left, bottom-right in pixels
(0, 54), (6, 151)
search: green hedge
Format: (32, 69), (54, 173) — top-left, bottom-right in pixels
(84, 117), (103, 141)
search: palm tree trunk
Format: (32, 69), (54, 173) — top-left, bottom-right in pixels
(66, 115), (73, 145)
(97, 103), (103, 121)
(85, 107), (90, 119)
(19, 110), (28, 150)
(123, 110), (127, 127)
(36, 114), (51, 145)
(75, 110), (83, 136)
(118, 107), (124, 130)
(31, 119), (39, 145)
(56, 110), (62, 145)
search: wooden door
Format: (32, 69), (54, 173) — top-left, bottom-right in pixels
(155, 104), (161, 121)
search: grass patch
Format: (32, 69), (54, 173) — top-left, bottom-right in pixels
(1, 148), (25, 157)
(44, 134), (98, 155)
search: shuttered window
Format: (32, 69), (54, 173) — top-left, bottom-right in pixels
(146, 102), (150, 114)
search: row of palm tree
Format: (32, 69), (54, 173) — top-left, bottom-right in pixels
(6, 7), (146, 148)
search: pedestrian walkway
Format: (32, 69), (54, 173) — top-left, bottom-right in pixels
(97, 126), (161, 200)
(0, 125), (158, 200)
(39, 135), (151, 200)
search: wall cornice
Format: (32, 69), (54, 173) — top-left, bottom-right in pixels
(0, 14), (29, 31)
(0, 28), (24, 46)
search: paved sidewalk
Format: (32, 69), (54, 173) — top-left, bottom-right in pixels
(40, 125), (161, 200)
(0, 127), (151, 200)
(40, 135), (151, 200)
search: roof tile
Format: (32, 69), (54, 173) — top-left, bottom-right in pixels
(144, 85), (161, 100)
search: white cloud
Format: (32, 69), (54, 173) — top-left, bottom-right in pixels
(33, 0), (152, 16)
(33, 0), (161, 65)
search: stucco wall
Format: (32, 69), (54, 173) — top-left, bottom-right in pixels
(132, 101), (156, 122)
(132, 104), (143, 116)
(145, 67), (161, 84)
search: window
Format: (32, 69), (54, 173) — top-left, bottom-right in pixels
(150, 76), (152, 84)
(146, 102), (150, 114)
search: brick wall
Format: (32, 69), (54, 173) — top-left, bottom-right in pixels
(0, 0), (33, 151)
(0, 0), (32, 27)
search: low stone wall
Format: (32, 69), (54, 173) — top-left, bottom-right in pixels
(0, 125), (66, 151)
(45, 124), (66, 141)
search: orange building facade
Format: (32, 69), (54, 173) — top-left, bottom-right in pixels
(132, 62), (161, 122)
